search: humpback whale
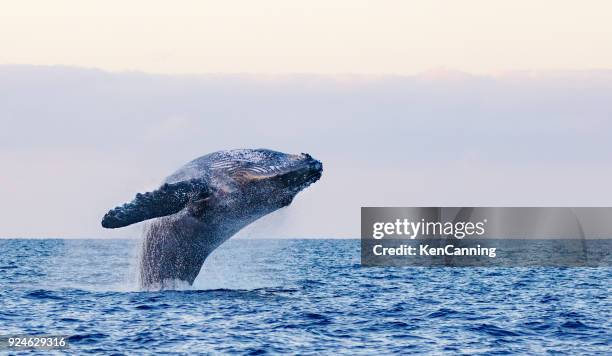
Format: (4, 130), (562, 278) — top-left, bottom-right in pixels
(101, 149), (323, 289)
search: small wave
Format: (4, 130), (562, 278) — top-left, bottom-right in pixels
(68, 333), (109, 344)
(297, 279), (325, 287)
(522, 321), (554, 331)
(561, 321), (592, 329)
(540, 294), (560, 303)
(471, 323), (521, 337)
(134, 304), (155, 310)
(25, 289), (64, 300)
(59, 317), (80, 323)
(428, 307), (460, 318)
(303, 312), (331, 322)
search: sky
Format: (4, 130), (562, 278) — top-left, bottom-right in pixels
(1, 66), (611, 238)
(1, 2), (612, 238)
(1, 1), (612, 74)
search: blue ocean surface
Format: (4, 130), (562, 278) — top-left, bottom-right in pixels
(0, 239), (610, 355)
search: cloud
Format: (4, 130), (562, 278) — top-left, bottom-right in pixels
(1, 65), (611, 237)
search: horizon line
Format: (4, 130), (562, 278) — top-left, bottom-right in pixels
(3, 63), (612, 79)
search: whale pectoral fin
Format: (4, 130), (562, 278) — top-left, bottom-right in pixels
(101, 179), (210, 228)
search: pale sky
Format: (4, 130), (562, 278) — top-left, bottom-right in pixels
(1, 66), (611, 238)
(1, 0), (612, 74)
(2, 2), (612, 238)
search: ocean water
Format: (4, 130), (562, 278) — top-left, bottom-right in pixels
(0, 239), (610, 355)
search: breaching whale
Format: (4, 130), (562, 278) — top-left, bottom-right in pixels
(101, 149), (323, 289)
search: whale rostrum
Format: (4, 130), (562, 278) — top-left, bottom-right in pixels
(101, 149), (323, 289)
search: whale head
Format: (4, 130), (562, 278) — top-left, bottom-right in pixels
(215, 149), (323, 210)
(101, 149), (323, 229)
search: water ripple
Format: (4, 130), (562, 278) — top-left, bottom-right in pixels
(0, 239), (610, 354)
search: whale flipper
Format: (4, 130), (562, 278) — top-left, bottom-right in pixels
(102, 179), (210, 228)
